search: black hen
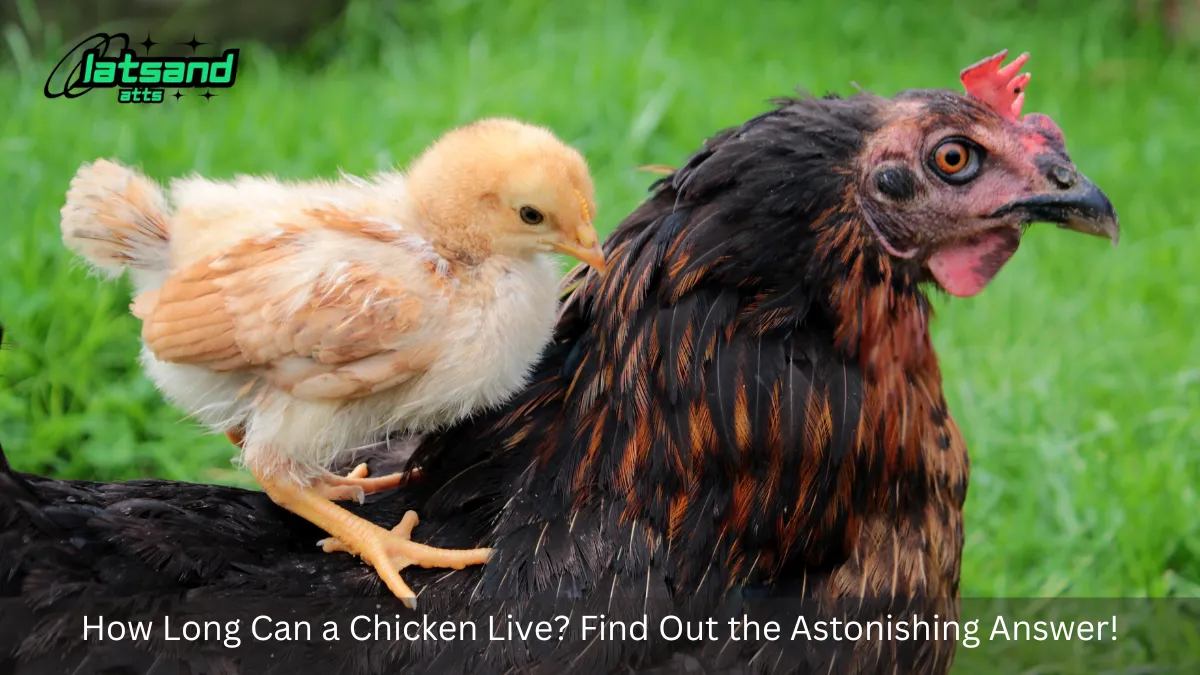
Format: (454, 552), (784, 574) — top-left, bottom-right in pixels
(0, 52), (1118, 675)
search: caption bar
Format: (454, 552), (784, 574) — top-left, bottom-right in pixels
(83, 612), (1118, 650)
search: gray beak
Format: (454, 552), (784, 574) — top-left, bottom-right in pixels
(992, 174), (1120, 246)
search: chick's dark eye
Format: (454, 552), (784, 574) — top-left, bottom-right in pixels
(929, 139), (982, 184)
(519, 206), (544, 225)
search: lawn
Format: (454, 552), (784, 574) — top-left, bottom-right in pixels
(1, 0), (1199, 669)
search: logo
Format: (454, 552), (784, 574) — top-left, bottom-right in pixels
(44, 33), (239, 104)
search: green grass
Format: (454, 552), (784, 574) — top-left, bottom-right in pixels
(2, 0), (1199, 669)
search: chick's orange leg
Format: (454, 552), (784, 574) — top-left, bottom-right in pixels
(253, 468), (491, 609)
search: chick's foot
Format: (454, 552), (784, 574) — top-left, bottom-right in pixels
(314, 463), (417, 503)
(318, 510), (490, 607)
(255, 470), (490, 609)
(229, 426), (415, 503)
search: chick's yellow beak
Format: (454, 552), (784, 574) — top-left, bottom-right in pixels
(552, 224), (607, 272)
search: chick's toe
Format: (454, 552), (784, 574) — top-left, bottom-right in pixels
(318, 511), (492, 608)
(315, 462), (413, 502)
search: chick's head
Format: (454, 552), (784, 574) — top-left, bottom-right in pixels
(405, 118), (605, 270)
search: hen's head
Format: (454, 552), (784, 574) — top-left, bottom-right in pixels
(855, 51), (1119, 297)
(406, 117), (605, 270)
(607, 50), (1118, 311)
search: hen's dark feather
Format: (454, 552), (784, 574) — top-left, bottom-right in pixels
(1, 95), (969, 674)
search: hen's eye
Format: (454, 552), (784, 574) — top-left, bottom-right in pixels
(929, 139), (982, 184)
(937, 144), (966, 171)
(519, 206), (544, 225)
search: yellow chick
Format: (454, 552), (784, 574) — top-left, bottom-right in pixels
(59, 118), (606, 608)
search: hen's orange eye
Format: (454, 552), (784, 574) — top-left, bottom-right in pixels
(935, 142), (969, 173)
(929, 138), (982, 184)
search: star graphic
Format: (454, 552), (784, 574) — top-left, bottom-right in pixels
(173, 91), (183, 100)
(201, 90), (216, 101)
(139, 35), (157, 53)
(182, 35), (208, 52)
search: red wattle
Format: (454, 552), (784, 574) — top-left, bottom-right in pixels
(928, 228), (1021, 298)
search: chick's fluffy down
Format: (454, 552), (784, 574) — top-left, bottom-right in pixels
(60, 119), (593, 480)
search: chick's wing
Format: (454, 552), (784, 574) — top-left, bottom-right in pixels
(136, 207), (450, 399)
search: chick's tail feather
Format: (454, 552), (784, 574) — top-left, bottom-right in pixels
(60, 159), (172, 277)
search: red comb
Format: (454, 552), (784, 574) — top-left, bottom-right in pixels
(960, 50), (1031, 121)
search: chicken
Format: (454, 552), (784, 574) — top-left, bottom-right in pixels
(2, 51), (1118, 674)
(55, 117), (607, 609)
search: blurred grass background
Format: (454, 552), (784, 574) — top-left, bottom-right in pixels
(0, 0), (1198, 667)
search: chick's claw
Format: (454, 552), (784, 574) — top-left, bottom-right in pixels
(317, 510), (492, 609)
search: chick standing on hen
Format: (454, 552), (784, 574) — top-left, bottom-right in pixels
(58, 118), (606, 607)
